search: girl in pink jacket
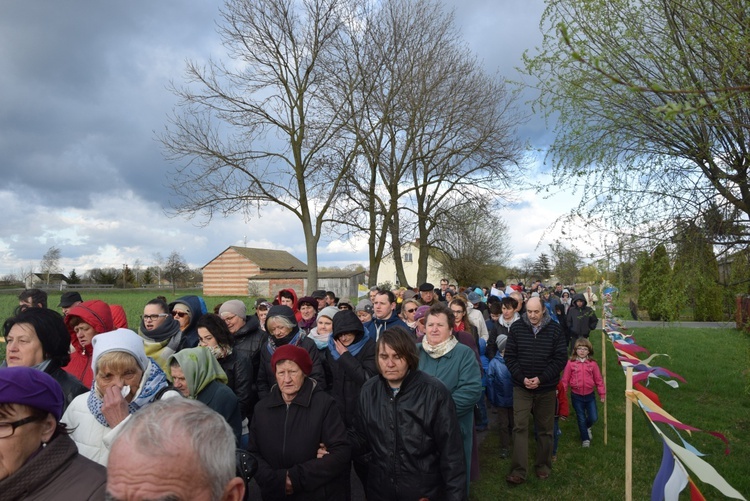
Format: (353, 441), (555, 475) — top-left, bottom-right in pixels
(562, 337), (605, 447)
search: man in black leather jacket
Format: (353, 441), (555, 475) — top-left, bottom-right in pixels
(350, 327), (467, 501)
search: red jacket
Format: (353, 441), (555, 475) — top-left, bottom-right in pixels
(276, 288), (302, 323)
(63, 300), (114, 387)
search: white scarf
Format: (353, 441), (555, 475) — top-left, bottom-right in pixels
(421, 334), (459, 359)
(498, 312), (520, 329)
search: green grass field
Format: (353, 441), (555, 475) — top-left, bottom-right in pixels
(470, 327), (750, 500)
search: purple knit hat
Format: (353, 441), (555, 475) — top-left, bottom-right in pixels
(0, 367), (64, 421)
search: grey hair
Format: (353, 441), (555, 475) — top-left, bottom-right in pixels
(266, 313), (295, 330)
(112, 399), (235, 500)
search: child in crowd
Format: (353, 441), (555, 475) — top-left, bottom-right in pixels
(561, 337), (605, 447)
(487, 334), (513, 458)
(552, 380), (568, 461)
(475, 337), (490, 432)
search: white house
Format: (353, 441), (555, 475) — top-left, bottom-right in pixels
(375, 241), (447, 288)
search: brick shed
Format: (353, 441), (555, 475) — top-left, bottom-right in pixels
(202, 246), (307, 296)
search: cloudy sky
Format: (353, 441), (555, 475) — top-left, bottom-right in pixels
(0, 0), (595, 278)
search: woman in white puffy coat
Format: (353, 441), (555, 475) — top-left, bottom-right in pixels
(62, 329), (179, 465)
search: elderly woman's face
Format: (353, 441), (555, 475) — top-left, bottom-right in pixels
(4, 324), (45, 368)
(170, 366), (189, 397)
(299, 303), (316, 321)
(171, 309), (190, 330)
(267, 318), (292, 340)
(73, 321), (97, 348)
(0, 404), (55, 481)
(424, 312), (452, 346)
(402, 302), (418, 322)
(96, 356), (143, 403)
(221, 313), (245, 334)
(275, 360), (305, 403)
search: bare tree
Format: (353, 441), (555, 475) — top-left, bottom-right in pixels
(160, 0), (358, 293)
(324, 0), (523, 287)
(40, 246), (61, 285)
(164, 251), (189, 293)
(153, 252), (164, 286)
(432, 200), (513, 285)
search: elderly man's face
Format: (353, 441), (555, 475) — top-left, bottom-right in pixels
(107, 439), (222, 501)
(526, 298), (544, 326)
(420, 290), (434, 303)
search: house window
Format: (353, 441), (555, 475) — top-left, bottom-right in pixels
(404, 252), (413, 263)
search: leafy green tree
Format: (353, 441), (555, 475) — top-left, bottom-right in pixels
(637, 251), (654, 312)
(534, 253), (552, 279)
(672, 223), (723, 321)
(522, 0), (750, 249)
(550, 241), (581, 285)
(578, 264), (598, 284)
(67, 269), (81, 285)
(141, 268), (154, 286)
(640, 244), (679, 321)
(86, 268), (119, 285)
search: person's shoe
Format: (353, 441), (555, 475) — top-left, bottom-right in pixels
(582, 440), (591, 448)
(551, 454), (557, 462)
(536, 471), (550, 480)
(506, 474), (525, 485)
(588, 427), (593, 440)
(500, 448), (510, 459)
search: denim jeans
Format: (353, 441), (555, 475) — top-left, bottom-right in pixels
(476, 391), (489, 428)
(571, 392), (598, 441)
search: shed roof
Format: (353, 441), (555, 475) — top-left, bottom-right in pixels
(203, 246), (307, 271)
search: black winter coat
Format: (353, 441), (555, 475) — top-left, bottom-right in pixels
(566, 294), (599, 338)
(218, 348), (254, 421)
(505, 312), (568, 393)
(233, 315), (266, 382)
(256, 336), (326, 400)
(249, 378), (351, 501)
(325, 339), (377, 427)
(47, 363), (88, 413)
(351, 370), (468, 501)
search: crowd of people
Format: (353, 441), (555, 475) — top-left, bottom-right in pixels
(1, 281), (604, 499)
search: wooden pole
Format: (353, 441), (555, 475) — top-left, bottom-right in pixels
(602, 279), (608, 445)
(625, 366), (633, 501)
(603, 327), (607, 445)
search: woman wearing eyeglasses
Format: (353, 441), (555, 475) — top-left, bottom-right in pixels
(137, 298), (183, 373)
(0, 367), (107, 500)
